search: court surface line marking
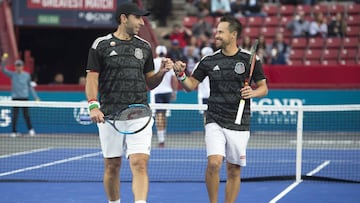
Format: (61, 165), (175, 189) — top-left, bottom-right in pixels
(269, 160), (331, 203)
(0, 148), (52, 159)
(306, 160), (330, 176)
(0, 151), (102, 177)
(268, 180), (303, 203)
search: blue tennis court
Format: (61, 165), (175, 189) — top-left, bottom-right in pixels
(1, 147), (359, 202)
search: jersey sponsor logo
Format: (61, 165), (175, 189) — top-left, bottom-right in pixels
(212, 65), (220, 71)
(109, 50), (118, 56)
(234, 62), (245, 74)
(134, 48), (143, 59)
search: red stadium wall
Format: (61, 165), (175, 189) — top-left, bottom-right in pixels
(262, 65), (360, 89)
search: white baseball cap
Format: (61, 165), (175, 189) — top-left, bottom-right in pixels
(201, 47), (214, 56)
(155, 45), (167, 55)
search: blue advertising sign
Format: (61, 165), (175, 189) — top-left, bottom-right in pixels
(12, 0), (128, 27)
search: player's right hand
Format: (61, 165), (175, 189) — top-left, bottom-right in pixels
(90, 108), (104, 123)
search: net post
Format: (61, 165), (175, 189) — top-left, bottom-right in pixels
(296, 107), (303, 182)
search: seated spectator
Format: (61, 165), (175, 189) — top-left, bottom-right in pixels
(196, 0), (211, 16)
(231, 0), (245, 18)
(327, 12), (346, 38)
(50, 72), (64, 85)
(167, 40), (187, 62)
(149, 0), (172, 27)
(191, 14), (213, 39)
(185, 0), (199, 16)
(162, 24), (192, 48)
(269, 32), (290, 65)
(309, 12), (328, 38)
(210, 0), (231, 16)
(241, 36), (252, 51)
(78, 76), (86, 85)
(286, 11), (310, 38)
(243, 0), (266, 17)
(184, 46), (200, 74)
(257, 34), (269, 64)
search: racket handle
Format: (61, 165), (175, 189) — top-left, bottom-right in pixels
(79, 116), (91, 121)
(235, 99), (245, 125)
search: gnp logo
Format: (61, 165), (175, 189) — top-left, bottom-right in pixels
(252, 98), (304, 125)
(73, 101), (92, 125)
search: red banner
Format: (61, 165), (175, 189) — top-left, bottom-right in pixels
(27, 0), (116, 11)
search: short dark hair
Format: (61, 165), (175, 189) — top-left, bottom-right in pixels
(219, 15), (243, 39)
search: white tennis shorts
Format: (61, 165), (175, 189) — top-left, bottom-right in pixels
(205, 122), (250, 166)
(97, 117), (154, 158)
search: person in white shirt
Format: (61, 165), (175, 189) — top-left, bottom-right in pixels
(150, 45), (178, 147)
(196, 46), (214, 125)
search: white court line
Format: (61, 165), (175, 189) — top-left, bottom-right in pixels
(0, 151), (102, 177)
(0, 148), (52, 159)
(269, 160), (331, 203)
(306, 160), (331, 176)
(269, 180), (303, 203)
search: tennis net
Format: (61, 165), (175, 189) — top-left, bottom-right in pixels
(0, 100), (359, 183)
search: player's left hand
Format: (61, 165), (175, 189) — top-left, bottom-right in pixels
(240, 86), (253, 99)
(160, 58), (174, 72)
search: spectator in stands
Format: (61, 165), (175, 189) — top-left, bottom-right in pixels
(257, 34), (269, 64)
(78, 76), (86, 85)
(150, 45), (178, 148)
(210, 0), (231, 16)
(197, 0), (211, 16)
(241, 35), (252, 51)
(269, 32), (290, 65)
(231, 0), (245, 18)
(162, 24), (192, 48)
(1, 58), (39, 137)
(243, 0), (266, 17)
(191, 14), (213, 40)
(167, 39), (187, 62)
(286, 11), (310, 38)
(184, 45), (200, 74)
(185, 0), (199, 16)
(50, 72), (64, 85)
(149, 0), (172, 27)
(327, 12), (347, 38)
(183, 35), (201, 60)
(309, 12), (328, 38)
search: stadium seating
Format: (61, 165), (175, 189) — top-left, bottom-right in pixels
(181, 2), (360, 65)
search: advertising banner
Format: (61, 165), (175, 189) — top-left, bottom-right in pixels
(12, 0), (128, 27)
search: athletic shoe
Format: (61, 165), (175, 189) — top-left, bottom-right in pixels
(29, 129), (36, 136)
(158, 142), (165, 148)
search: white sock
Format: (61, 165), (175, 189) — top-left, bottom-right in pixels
(134, 201), (146, 203)
(109, 199), (120, 203)
(157, 130), (165, 143)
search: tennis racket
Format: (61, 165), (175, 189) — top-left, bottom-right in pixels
(234, 39), (258, 125)
(81, 104), (152, 134)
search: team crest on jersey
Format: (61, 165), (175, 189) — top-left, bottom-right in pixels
(134, 48), (143, 59)
(234, 62), (245, 74)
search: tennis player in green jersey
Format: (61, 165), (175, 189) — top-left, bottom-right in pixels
(85, 2), (173, 203)
(174, 15), (268, 203)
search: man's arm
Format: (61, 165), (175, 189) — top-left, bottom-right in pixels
(145, 58), (174, 90)
(85, 71), (104, 123)
(240, 79), (268, 99)
(173, 61), (199, 92)
(1, 58), (12, 77)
